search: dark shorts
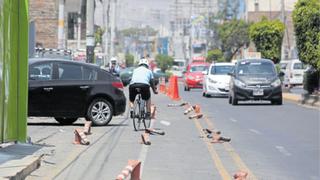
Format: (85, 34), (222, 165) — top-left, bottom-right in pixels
(129, 83), (151, 102)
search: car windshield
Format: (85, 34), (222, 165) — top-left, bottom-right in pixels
(190, 65), (207, 72)
(211, 65), (234, 75)
(237, 61), (276, 76)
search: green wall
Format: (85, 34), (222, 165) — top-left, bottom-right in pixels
(0, 0), (28, 143)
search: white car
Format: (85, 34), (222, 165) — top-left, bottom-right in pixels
(203, 62), (234, 97)
(283, 59), (306, 87)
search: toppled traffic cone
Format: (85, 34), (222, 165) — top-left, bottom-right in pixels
(233, 170), (248, 180)
(211, 131), (231, 143)
(141, 133), (151, 145)
(116, 160), (141, 180)
(83, 121), (92, 135)
(167, 102), (188, 107)
(151, 104), (156, 119)
(188, 113), (203, 119)
(184, 106), (194, 115)
(194, 104), (201, 114)
(146, 128), (165, 135)
(73, 128), (90, 145)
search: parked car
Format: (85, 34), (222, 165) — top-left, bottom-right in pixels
(183, 61), (209, 91)
(228, 59), (283, 105)
(28, 58), (126, 126)
(203, 62), (234, 97)
(283, 59), (306, 87)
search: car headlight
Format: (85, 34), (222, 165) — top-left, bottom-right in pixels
(208, 78), (217, 84)
(271, 79), (281, 87)
(234, 79), (246, 88)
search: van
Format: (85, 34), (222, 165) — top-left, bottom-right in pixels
(283, 59), (306, 87)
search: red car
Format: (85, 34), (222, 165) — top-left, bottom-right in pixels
(183, 62), (209, 91)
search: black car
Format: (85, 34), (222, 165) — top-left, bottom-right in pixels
(28, 58), (126, 125)
(228, 59), (283, 105)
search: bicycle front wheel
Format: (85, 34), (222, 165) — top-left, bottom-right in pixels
(133, 99), (143, 131)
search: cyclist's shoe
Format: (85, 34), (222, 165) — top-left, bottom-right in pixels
(130, 109), (134, 118)
(145, 112), (151, 120)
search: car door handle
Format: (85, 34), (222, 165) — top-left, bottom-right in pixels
(43, 87), (53, 92)
(80, 86), (89, 89)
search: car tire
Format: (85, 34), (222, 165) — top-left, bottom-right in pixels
(87, 98), (113, 126)
(271, 98), (283, 105)
(184, 86), (190, 91)
(231, 95), (238, 105)
(55, 117), (78, 125)
(228, 96), (232, 104)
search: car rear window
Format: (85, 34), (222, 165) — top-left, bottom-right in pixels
(211, 65), (234, 75)
(190, 65), (207, 72)
(29, 62), (53, 81)
(237, 61), (276, 75)
(293, 62), (305, 70)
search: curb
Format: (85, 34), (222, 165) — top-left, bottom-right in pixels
(0, 155), (42, 180)
(283, 93), (320, 107)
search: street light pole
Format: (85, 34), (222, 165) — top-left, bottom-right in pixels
(86, 0), (95, 63)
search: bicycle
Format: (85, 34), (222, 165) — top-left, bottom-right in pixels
(132, 88), (151, 131)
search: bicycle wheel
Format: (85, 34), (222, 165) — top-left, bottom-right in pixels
(141, 100), (151, 129)
(133, 97), (143, 131)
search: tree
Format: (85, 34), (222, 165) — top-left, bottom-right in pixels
(206, 49), (224, 63)
(155, 54), (174, 72)
(292, 0), (320, 70)
(249, 18), (285, 64)
(217, 19), (250, 61)
(125, 53), (134, 67)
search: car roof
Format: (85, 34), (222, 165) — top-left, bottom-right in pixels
(210, 62), (234, 66)
(29, 58), (100, 69)
(237, 59), (274, 64)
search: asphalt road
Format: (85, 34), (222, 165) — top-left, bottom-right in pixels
(26, 86), (319, 180)
(179, 86), (319, 180)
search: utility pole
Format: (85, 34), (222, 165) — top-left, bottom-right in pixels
(77, 12), (82, 50)
(86, 0), (95, 63)
(57, 0), (65, 49)
(110, 0), (117, 58)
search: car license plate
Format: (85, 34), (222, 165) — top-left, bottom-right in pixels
(253, 89), (264, 96)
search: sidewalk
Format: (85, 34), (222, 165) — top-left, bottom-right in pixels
(0, 143), (43, 179)
(283, 91), (320, 107)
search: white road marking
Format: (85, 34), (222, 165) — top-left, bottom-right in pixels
(230, 118), (237, 123)
(138, 119), (155, 178)
(275, 146), (292, 156)
(160, 120), (171, 126)
(249, 129), (262, 135)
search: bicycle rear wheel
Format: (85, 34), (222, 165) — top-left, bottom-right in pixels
(133, 98), (143, 131)
(141, 100), (151, 129)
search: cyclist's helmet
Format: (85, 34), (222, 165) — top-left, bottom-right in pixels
(138, 58), (149, 68)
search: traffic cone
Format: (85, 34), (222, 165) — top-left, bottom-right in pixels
(116, 160), (141, 180)
(146, 128), (165, 135)
(83, 121), (92, 135)
(73, 129), (90, 145)
(194, 104), (201, 114)
(167, 76), (174, 97)
(233, 171), (248, 180)
(141, 133), (151, 145)
(188, 113), (203, 119)
(170, 76), (181, 101)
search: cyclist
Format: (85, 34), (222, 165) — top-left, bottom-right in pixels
(129, 58), (158, 119)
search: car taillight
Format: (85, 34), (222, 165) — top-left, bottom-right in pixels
(112, 82), (124, 89)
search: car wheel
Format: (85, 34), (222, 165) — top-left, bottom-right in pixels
(228, 95), (232, 104)
(271, 98), (283, 105)
(87, 98), (113, 126)
(55, 117), (78, 125)
(202, 92), (206, 97)
(231, 95), (238, 105)
(184, 85), (190, 91)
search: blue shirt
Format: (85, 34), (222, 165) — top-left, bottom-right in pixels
(130, 66), (154, 86)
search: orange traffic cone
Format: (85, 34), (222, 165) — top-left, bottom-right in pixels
(83, 121), (92, 135)
(170, 76), (180, 101)
(116, 160), (141, 180)
(167, 76), (173, 97)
